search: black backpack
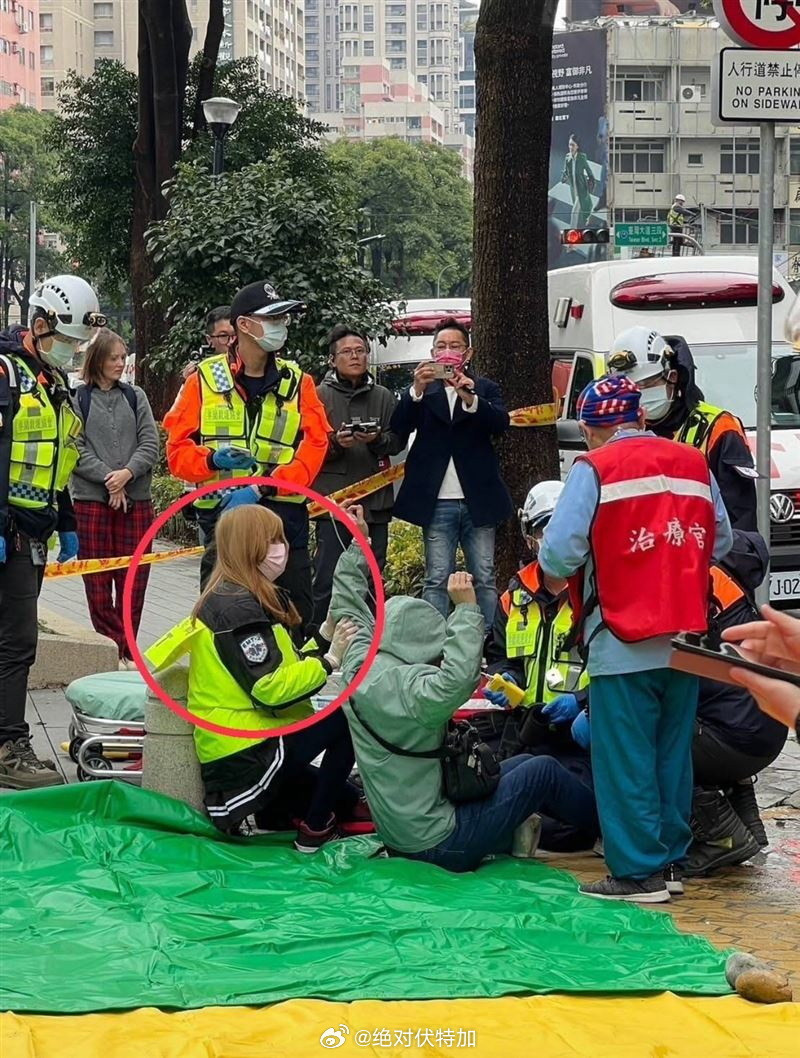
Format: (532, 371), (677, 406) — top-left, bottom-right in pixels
(76, 382), (137, 421)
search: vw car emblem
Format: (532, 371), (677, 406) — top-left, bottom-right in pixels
(770, 493), (795, 524)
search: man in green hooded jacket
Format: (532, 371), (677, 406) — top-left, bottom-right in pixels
(331, 505), (598, 871)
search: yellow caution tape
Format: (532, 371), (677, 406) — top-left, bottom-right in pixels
(43, 546), (204, 580)
(43, 399), (559, 578)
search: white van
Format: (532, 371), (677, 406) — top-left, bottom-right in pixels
(549, 256), (800, 606)
(371, 298), (471, 376)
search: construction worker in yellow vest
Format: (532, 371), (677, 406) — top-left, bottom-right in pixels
(0, 275), (104, 789)
(608, 327), (757, 534)
(163, 281), (332, 634)
(484, 480), (589, 759)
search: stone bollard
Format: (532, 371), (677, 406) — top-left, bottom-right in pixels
(142, 662), (205, 813)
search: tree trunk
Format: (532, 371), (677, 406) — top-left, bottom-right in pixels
(472, 0), (560, 588)
(191, 0), (225, 139)
(131, 0), (192, 416)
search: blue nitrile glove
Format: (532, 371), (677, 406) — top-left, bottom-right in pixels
(0, 536), (6, 564)
(571, 709), (591, 750)
(541, 693), (580, 725)
(57, 531), (79, 563)
(212, 445), (257, 471)
(484, 671), (518, 708)
(219, 486), (260, 511)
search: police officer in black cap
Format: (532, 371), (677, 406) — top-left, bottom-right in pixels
(163, 281), (333, 633)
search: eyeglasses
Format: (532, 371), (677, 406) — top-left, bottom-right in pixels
(337, 347), (367, 358)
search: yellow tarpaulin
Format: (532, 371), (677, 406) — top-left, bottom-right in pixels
(3, 995), (798, 1058)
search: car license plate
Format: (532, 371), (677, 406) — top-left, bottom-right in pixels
(770, 572), (800, 603)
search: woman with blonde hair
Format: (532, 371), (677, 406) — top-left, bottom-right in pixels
(147, 504), (364, 850)
(72, 328), (159, 668)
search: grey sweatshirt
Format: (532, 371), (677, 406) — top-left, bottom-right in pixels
(71, 383), (160, 502)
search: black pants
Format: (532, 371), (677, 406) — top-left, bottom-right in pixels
(692, 721), (781, 789)
(312, 517), (388, 629)
(0, 539), (45, 744)
(670, 226), (683, 256)
(275, 709), (357, 830)
(198, 504), (314, 638)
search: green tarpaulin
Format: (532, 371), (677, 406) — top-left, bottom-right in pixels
(0, 782), (732, 1014)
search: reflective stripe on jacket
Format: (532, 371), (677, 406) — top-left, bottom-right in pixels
(4, 354), (81, 510)
(500, 561), (588, 706)
(675, 401), (747, 458)
(570, 435), (715, 643)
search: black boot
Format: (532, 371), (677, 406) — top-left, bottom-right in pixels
(727, 778), (768, 848)
(684, 788), (760, 877)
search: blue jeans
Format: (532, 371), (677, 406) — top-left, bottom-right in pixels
(399, 755), (598, 873)
(422, 499), (497, 629)
(590, 670), (697, 880)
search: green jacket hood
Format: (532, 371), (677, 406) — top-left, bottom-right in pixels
(379, 595), (447, 665)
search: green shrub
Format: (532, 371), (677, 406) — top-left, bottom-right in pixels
(383, 521), (424, 597)
(151, 473), (198, 546)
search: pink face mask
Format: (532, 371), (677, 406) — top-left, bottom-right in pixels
(258, 542), (288, 583)
(432, 350), (466, 368)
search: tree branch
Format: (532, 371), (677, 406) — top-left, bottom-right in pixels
(191, 0), (225, 139)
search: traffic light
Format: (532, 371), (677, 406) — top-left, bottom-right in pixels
(560, 227), (611, 245)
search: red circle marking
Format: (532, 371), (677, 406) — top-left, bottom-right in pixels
(122, 475), (384, 740)
(717, 0), (800, 49)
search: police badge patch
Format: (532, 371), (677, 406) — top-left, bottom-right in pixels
(240, 634), (269, 664)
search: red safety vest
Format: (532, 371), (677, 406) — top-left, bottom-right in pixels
(568, 435), (716, 643)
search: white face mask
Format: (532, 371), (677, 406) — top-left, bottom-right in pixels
(40, 336), (78, 370)
(640, 384), (673, 422)
(252, 320), (288, 353)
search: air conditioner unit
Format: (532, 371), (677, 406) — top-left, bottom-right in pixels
(680, 85), (701, 103)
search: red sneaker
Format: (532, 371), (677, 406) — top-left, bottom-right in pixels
(294, 815), (341, 853)
(339, 797), (375, 836)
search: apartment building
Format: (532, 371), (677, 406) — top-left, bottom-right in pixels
(39, 0), (305, 109)
(308, 2), (461, 133)
(0, 0), (39, 110)
(457, 0), (475, 137)
(563, 14), (796, 258)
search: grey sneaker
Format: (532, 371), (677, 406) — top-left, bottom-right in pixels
(0, 738), (65, 790)
(580, 873), (671, 904)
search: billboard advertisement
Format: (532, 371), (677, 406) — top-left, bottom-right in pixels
(548, 28), (609, 269)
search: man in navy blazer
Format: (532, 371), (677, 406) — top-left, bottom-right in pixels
(390, 317), (513, 630)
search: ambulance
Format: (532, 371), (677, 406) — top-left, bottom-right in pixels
(549, 255), (800, 606)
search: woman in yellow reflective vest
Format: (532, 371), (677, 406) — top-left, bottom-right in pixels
(146, 504), (367, 851)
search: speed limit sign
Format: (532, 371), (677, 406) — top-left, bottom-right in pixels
(713, 0), (800, 48)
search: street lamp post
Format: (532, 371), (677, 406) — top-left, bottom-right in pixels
(435, 263), (455, 298)
(202, 96), (242, 176)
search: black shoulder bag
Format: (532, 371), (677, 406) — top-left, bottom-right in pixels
(349, 701), (500, 805)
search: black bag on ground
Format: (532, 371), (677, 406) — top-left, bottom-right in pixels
(349, 702), (500, 805)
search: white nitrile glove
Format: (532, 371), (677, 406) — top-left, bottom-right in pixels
(324, 618), (358, 669)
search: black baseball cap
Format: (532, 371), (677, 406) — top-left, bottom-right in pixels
(229, 280), (306, 325)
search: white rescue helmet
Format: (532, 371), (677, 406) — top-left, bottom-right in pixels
(675, 193), (686, 203)
(28, 275), (105, 342)
(607, 326), (670, 386)
(519, 480), (564, 541)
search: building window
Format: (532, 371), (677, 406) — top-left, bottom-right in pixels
(612, 139), (665, 173)
(341, 4), (358, 32)
(430, 3), (447, 31)
(459, 84), (475, 110)
(720, 139), (760, 175)
(789, 139), (800, 176)
(307, 66), (319, 79)
(408, 115), (422, 130)
(363, 5), (374, 31)
(387, 4), (407, 15)
(687, 152), (703, 166)
(719, 209), (758, 245)
(386, 21), (405, 35)
(306, 49), (319, 62)
(342, 39), (359, 57)
(28, 51), (34, 69)
(389, 58), (406, 69)
(40, 45), (54, 66)
(416, 3), (427, 29)
(387, 39), (406, 53)
(40, 77), (54, 96)
(39, 12), (53, 31)
(306, 32), (319, 45)
(94, 2), (114, 17)
(94, 31), (114, 48)
(306, 15), (319, 28)
(615, 208), (668, 223)
(363, 40), (375, 56)
(430, 38), (449, 65)
(416, 40), (428, 65)
(613, 74), (664, 102)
